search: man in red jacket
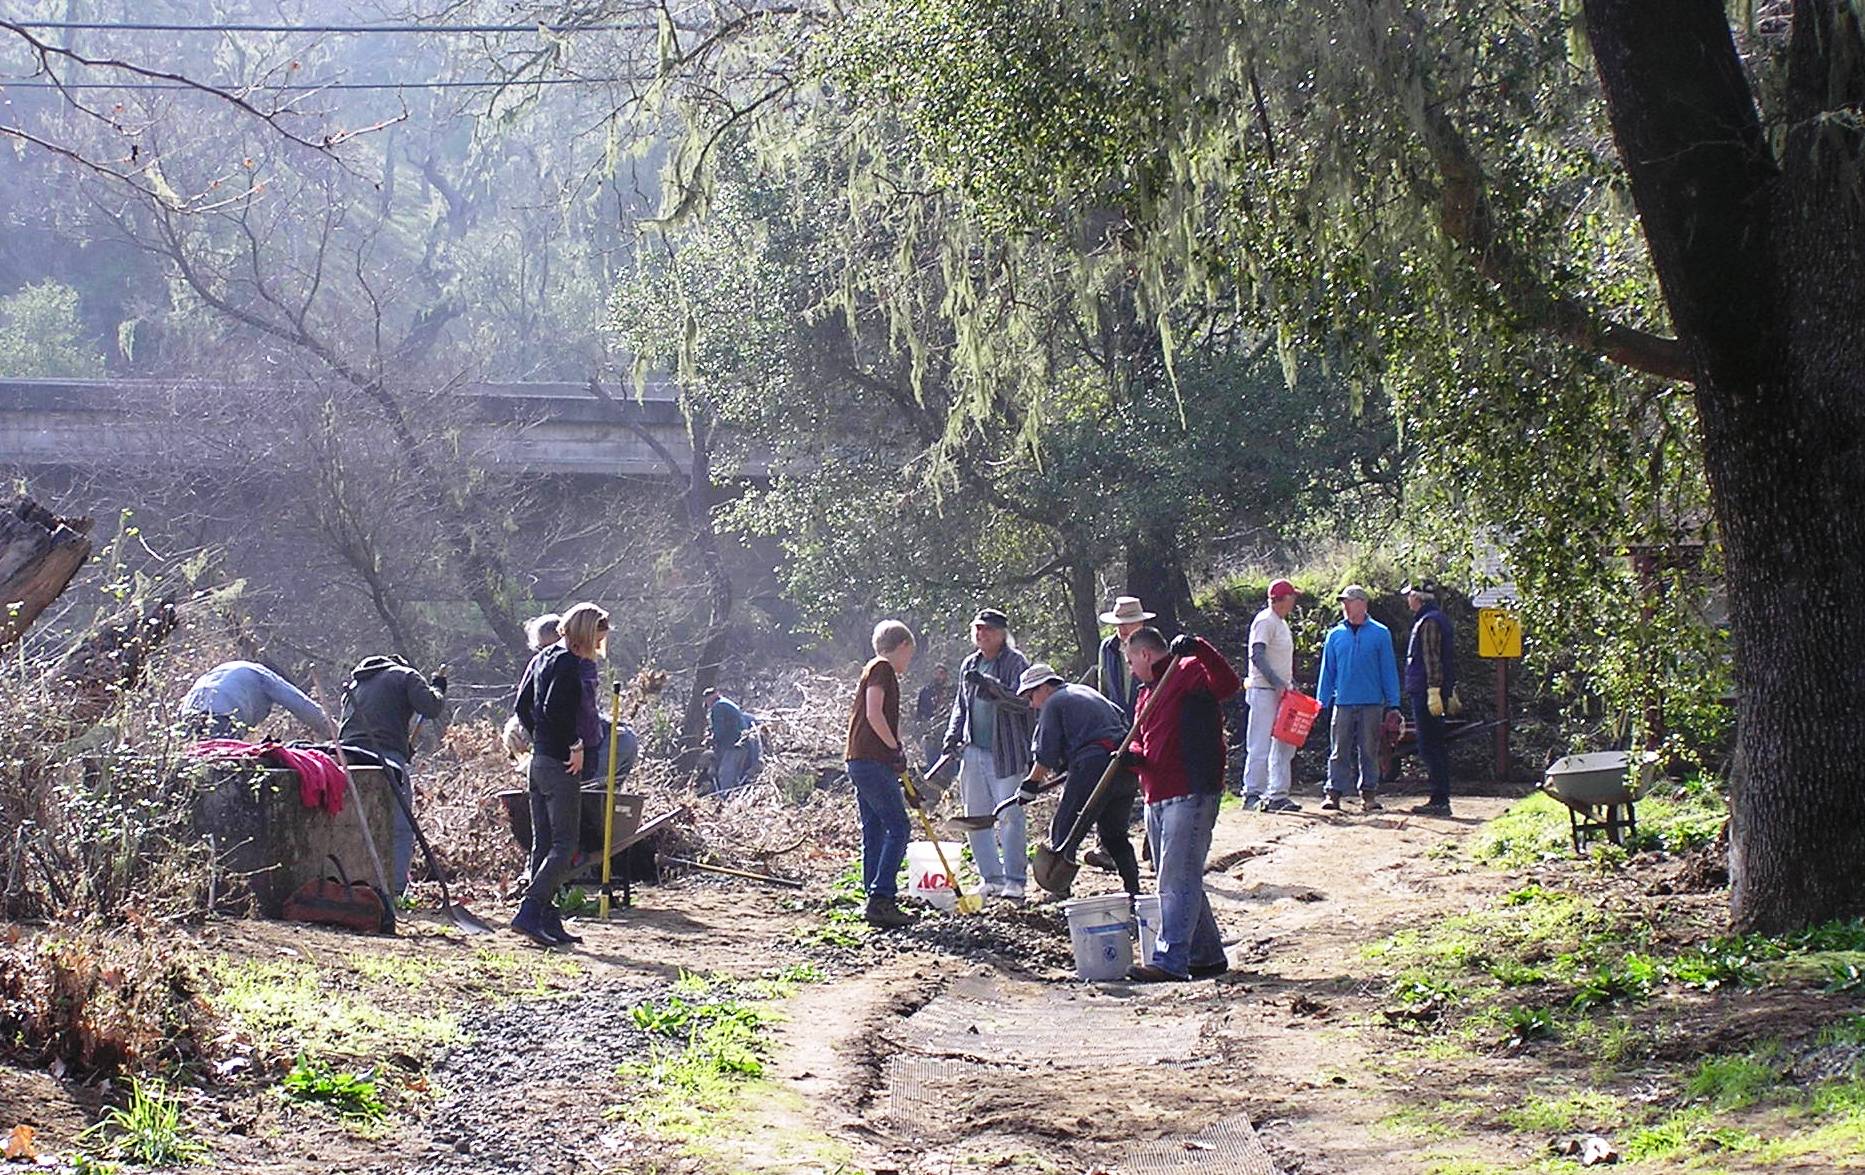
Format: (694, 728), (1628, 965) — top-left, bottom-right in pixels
(1121, 627), (1240, 981)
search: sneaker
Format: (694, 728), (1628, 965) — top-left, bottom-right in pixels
(999, 883), (1027, 904)
(1409, 801), (1453, 816)
(1082, 848), (1116, 872)
(977, 881), (1005, 899)
(864, 896), (915, 929)
(1262, 797), (1302, 814)
(1126, 963), (1191, 983)
(1320, 795), (1342, 812)
(1240, 794), (1264, 812)
(1362, 796), (1383, 813)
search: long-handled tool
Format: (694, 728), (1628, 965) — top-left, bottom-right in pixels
(599, 680), (623, 919)
(661, 856), (806, 889)
(378, 765), (496, 934)
(901, 762), (984, 915)
(1032, 655), (1182, 897)
(312, 673), (395, 933)
(327, 729), (397, 935)
(942, 772), (1066, 835)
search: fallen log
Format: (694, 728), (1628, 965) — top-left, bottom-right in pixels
(55, 594), (180, 727)
(0, 497), (93, 646)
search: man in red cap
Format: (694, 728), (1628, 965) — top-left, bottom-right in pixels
(1242, 579), (1301, 812)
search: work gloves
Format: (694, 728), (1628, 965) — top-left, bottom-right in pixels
(1448, 689), (1465, 716)
(1015, 777), (1045, 806)
(1118, 748), (1145, 770)
(1168, 633), (1199, 658)
(1427, 687), (1445, 717)
(430, 672), (449, 695)
(963, 668), (990, 688)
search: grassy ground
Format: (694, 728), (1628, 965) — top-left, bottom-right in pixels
(1359, 780), (1865, 1172)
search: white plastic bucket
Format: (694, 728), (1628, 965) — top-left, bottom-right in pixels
(1063, 893), (1134, 981)
(1134, 894), (1162, 967)
(906, 841), (963, 912)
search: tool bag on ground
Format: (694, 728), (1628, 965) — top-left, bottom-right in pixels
(282, 854), (393, 934)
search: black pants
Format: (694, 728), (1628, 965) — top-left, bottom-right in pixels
(525, 754), (583, 905)
(1410, 691), (1452, 804)
(1050, 748), (1141, 896)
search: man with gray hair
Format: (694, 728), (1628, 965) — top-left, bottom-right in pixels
(942, 608), (1034, 901)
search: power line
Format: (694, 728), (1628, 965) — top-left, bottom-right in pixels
(0, 77), (634, 91)
(3, 21), (643, 34)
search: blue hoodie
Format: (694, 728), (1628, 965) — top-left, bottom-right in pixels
(1316, 618), (1401, 709)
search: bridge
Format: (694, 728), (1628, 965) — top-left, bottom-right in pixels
(0, 377), (743, 478)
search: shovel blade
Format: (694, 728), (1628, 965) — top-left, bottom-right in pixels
(941, 814), (996, 835)
(955, 893), (984, 915)
(1032, 843), (1079, 897)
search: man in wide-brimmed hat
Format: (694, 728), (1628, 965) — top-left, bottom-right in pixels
(1015, 663), (1141, 898)
(941, 608), (1034, 901)
(1095, 596), (1156, 721)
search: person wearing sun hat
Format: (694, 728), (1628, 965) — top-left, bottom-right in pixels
(941, 607), (1035, 900)
(1096, 596), (1156, 721)
(1315, 585), (1401, 813)
(1242, 578), (1302, 813)
(1015, 663), (1141, 898)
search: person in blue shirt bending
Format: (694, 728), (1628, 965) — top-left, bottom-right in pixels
(182, 660), (332, 740)
(703, 686), (761, 792)
(1314, 586), (1401, 813)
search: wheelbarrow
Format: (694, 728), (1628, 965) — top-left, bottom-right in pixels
(1377, 714), (1508, 783)
(1540, 751), (1656, 855)
(498, 789), (686, 910)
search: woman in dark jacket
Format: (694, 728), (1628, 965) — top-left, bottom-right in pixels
(511, 601), (609, 946)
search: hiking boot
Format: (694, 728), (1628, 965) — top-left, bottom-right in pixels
(1240, 794), (1264, 812)
(1362, 795), (1383, 813)
(1409, 801), (1453, 817)
(1320, 795), (1343, 812)
(1083, 848), (1117, 872)
(1126, 963), (1191, 983)
(1190, 958), (1231, 979)
(509, 898), (559, 947)
(864, 896), (914, 929)
(542, 905), (583, 945)
(1263, 797), (1302, 814)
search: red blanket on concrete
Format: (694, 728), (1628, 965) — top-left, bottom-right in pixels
(189, 739), (348, 814)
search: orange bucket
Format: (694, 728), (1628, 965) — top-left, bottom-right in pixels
(1272, 690), (1323, 747)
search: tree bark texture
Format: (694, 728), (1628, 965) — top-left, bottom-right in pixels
(1125, 523), (1191, 638)
(0, 497), (92, 647)
(1585, 0), (1865, 932)
(1064, 557), (1102, 675)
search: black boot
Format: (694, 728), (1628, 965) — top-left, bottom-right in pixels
(510, 897), (557, 947)
(864, 895), (914, 929)
(542, 904), (583, 944)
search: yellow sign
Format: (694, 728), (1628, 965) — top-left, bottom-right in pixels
(1477, 608), (1522, 659)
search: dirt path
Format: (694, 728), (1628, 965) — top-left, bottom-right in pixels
(1, 795), (1522, 1174)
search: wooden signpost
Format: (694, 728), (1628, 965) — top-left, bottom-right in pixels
(1477, 606), (1523, 779)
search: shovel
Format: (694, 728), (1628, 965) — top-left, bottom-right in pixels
(1032, 655), (1182, 897)
(942, 772), (1065, 835)
(901, 762), (984, 915)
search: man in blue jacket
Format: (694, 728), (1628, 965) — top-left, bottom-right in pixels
(1315, 585), (1401, 813)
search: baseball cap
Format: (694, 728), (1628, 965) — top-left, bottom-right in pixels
(972, 608), (1010, 629)
(1268, 578), (1297, 600)
(1337, 584), (1371, 603)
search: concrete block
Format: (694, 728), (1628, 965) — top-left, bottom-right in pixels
(193, 762), (399, 916)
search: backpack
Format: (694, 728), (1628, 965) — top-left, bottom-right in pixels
(281, 855), (393, 934)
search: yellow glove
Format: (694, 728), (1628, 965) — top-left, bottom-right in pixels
(1447, 690), (1465, 717)
(1427, 687), (1444, 717)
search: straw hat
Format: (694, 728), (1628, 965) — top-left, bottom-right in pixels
(1015, 663), (1066, 696)
(1098, 596), (1157, 625)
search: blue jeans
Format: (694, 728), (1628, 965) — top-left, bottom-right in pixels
(717, 739), (763, 792)
(1144, 791), (1226, 977)
(848, 759), (911, 900)
(1326, 703), (1385, 797)
(1409, 691), (1452, 804)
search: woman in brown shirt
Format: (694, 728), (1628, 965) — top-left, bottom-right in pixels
(845, 620), (917, 928)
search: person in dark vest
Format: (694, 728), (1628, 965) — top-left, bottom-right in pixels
(338, 654), (448, 894)
(1402, 580), (1459, 816)
(1095, 596), (1154, 720)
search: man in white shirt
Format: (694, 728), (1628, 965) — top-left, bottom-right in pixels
(1242, 579), (1300, 812)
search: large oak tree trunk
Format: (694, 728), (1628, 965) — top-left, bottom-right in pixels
(0, 498), (93, 646)
(1585, 0), (1865, 931)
